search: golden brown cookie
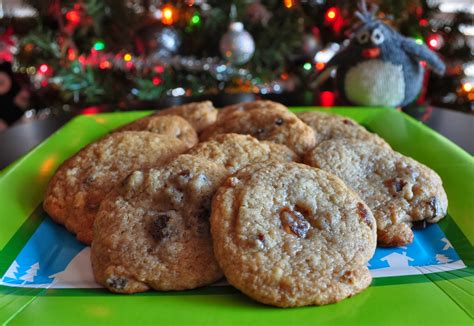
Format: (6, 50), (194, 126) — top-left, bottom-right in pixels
(91, 155), (227, 293)
(115, 115), (198, 149)
(217, 100), (290, 122)
(187, 133), (299, 174)
(200, 108), (316, 156)
(43, 132), (188, 244)
(297, 111), (388, 147)
(304, 139), (448, 247)
(153, 101), (217, 133)
(211, 162), (376, 307)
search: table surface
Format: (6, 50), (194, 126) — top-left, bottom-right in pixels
(0, 106), (472, 171)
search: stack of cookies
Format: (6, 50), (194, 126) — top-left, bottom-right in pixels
(43, 100), (448, 307)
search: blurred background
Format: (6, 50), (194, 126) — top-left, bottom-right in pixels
(0, 0), (473, 128)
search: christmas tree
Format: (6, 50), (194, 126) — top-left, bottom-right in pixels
(19, 262), (40, 284)
(1, 0), (472, 118)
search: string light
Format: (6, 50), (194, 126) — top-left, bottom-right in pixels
(320, 91), (335, 107)
(93, 40), (105, 51)
(161, 5), (175, 25)
(154, 65), (165, 73)
(68, 48), (76, 61)
(191, 12), (200, 25)
(123, 53), (132, 62)
(38, 64), (49, 74)
(419, 19), (429, 27)
(24, 43), (34, 52)
(99, 61), (111, 69)
(415, 37), (424, 45)
(315, 62), (325, 71)
(66, 10), (81, 24)
(81, 107), (100, 115)
(325, 7), (338, 22)
(427, 34), (442, 50)
(152, 77), (162, 85)
(462, 82), (473, 92)
(284, 0), (293, 9)
(303, 62), (312, 71)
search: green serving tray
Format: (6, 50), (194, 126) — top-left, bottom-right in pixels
(0, 107), (473, 325)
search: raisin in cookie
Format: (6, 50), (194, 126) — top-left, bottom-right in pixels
(304, 139), (448, 247)
(153, 101), (217, 133)
(297, 111), (388, 147)
(200, 109), (315, 156)
(43, 132), (188, 245)
(91, 155), (227, 293)
(211, 162), (376, 307)
(187, 133), (299, 174)
(115, 115), (198, 149)
(217, 100), (290, 122)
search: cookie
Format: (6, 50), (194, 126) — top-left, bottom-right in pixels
(297, 111), (388, 147)
(153, 101), (217, 133)
(187, 133), (299, 174)
(115, 115), (198, 149)
(91, 155), (227, 293)
(200, 108), (316, 156)
(43, 132), (188, 245)
(304, 139), (448, 247)
(211, 162), (376, 307)
(217, 100), (290, 122)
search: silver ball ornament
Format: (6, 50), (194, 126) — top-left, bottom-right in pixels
(219, 22), (255, 65)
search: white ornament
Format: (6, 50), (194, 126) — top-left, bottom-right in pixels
(219, 22), (255, 65)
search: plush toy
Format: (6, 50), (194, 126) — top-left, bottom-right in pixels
(315, 1), (445, 107)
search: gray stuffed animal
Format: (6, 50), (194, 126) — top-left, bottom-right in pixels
(315, 1), (445, 107)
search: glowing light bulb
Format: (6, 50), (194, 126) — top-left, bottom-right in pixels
(191, 13), (200, 25)
(462, 82), (473, 92)
(39, 64), (49, 74)
(93, 41), (105, 51)
(161, 5), (175, 25)
(152, 77), (162, 85)
(326, 7), (338, 22)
